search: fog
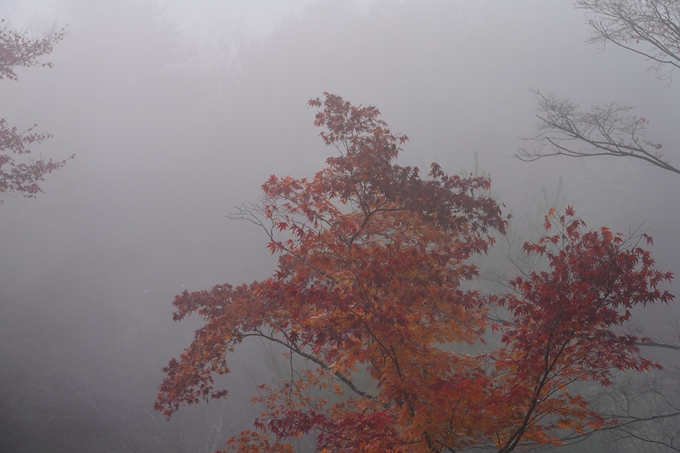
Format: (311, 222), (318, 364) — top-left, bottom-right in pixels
(1, 0), (678, 451)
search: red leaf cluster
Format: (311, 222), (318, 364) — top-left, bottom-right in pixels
(0, 20), (71, 202)
(156, 94), (673, 453)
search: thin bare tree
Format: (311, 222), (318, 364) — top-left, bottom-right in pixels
(518, 0), (679, 174)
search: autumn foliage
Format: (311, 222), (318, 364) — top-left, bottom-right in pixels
(155, 93), (674, 452)
(0, 20), (71, 202)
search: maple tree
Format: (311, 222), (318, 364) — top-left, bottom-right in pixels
(155, 93), (673, 452)
(0, 19), (71, 202)
(515, 2), (680, 448)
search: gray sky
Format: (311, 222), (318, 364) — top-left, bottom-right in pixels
(1, 1), (678, 451)
(4, 0), (380, 38)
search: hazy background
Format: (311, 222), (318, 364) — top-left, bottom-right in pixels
(0, 0), (678, 451)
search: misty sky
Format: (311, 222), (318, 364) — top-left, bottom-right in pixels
(1, 1), (679, 451)
(4, 0), (378, 38)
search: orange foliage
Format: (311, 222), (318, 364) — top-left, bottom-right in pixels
(155, 94), (673, 453)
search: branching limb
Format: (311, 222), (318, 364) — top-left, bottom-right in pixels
(517, 91), (679, 175)
(245, 330), (376, 401)
(575, 0), (680, 82)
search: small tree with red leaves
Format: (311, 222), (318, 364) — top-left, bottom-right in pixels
(0, 19), (71, 202)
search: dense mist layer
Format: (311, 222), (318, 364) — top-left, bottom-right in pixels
(1, 1), (678, 452)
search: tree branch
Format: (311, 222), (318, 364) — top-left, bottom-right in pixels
(517, 91), (679, 175)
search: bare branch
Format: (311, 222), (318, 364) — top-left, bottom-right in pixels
(517, 91), (679, 174)
(637, 341), (680, 351)
(575, 0), (680, 82)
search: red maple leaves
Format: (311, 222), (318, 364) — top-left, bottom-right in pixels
(490, 209), (673, 452)
(155, 93), (673, 453)
(0, 20), (71, 202)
